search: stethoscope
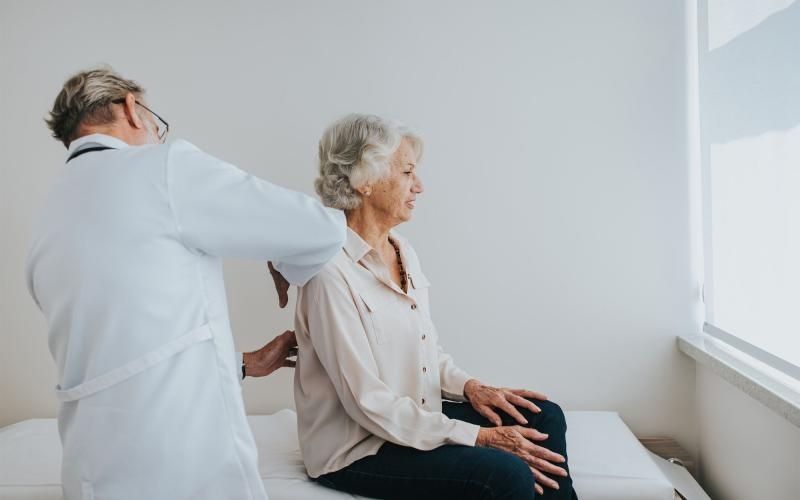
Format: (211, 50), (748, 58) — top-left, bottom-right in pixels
(66, 145), (115, 163)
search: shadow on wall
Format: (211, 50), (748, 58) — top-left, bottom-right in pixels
(703, 1), (800, 143)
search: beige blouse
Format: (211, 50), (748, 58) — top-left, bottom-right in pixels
(294, 228), (481, 478)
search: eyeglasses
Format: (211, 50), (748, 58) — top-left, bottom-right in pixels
(112, 98), (169, 142)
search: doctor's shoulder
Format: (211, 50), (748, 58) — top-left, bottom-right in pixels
(121, 139), (201, 167)
(158, 139), (233, 168)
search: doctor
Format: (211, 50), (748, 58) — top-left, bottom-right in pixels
(25, 67), (346, 500)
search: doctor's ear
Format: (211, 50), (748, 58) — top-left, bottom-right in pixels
(120, 93), (145, 130)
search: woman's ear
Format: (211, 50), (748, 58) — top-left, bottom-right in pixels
(122, 92), (144, 130)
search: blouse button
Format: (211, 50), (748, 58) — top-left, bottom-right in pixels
(422, 366), (427, 373)
(421, 398), (426, 405)
(421, 334), (427, 340)
(411, 304), (417, 310)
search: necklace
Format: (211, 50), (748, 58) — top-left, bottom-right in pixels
(389, 239), (407, 292)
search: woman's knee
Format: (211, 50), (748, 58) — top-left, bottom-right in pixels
(542, 400), (567, 427)
(482, 450), (535, 500)
(525, 399), (567, 435)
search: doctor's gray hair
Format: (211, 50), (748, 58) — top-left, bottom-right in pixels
(46, 65), (145, 147)
(315, 114), (424, 210)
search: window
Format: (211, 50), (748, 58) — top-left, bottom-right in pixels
(698, 0), (800, 378)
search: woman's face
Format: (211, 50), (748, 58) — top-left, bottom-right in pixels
(364, 138), (424, 225)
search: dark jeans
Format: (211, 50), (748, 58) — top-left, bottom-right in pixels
(316, 399), (578, 500)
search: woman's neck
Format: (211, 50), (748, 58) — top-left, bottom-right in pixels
(346, 209), (394, 253)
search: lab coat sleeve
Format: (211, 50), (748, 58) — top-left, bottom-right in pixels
(303, 270), (480, 450)
(166, 140), (346, 285)
(24, 250), (41, 310)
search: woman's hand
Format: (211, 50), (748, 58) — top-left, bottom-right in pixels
(242, 330), (298, 377)
(476, 426), (567, 495)
(464, 379), (548, 426)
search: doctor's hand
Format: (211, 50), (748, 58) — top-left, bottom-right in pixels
(464, 379), (548, 426)
(242, 330), (298, 377)
(267, 262), (290, 308)
(476, 425), (567, 495)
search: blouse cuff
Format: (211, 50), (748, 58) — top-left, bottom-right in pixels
(450, 420), (481, 447)
(441, 371), (473, 402)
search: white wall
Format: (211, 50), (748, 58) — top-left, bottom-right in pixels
(0, 0), (699, 455)
(696, 366), (800, 499)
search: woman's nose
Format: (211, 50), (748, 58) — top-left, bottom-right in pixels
(413, 177), (424, 194)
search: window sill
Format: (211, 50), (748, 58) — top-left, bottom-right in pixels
(677, 334), (800, 428)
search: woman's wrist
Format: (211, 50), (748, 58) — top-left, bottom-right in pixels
(475, 427), (492, 447)
(463, 378), (481, 400)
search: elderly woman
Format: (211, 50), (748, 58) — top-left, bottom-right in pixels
(294, 114), (577, 499)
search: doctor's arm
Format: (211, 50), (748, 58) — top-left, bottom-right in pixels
(239, 329), (297, 378)
(166, 140), (346, 286)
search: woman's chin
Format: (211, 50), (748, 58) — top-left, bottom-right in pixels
(391, 216), (409, 227)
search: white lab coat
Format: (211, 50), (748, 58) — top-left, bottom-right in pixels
(25, 134), (346, 500)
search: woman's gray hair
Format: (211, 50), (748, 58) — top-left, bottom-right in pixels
(315, 114), (424, 210)
(45, 65), (145, 147)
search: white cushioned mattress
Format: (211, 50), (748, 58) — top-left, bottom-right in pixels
(0, 410), (674, 500)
